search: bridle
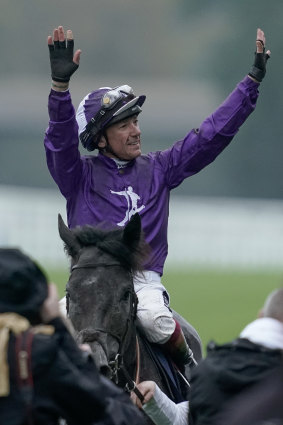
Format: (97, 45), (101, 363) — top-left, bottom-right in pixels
(69, 260), (145, 402)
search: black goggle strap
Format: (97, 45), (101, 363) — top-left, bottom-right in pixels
(80, 94), (135, 147)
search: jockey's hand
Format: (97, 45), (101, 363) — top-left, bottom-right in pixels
(248, 28), (271, 82)
(47, 26), (81, 84)
(130, 381), (156, 409)
(79, 343), (92, 353)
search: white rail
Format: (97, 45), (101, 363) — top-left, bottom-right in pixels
(1, 185), (283, 270)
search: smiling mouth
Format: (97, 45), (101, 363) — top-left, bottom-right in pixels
(128, 140), (140, 146)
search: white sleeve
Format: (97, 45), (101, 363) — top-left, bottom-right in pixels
(142, 384), (189, 425)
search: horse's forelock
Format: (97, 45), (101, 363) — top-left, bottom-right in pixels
(73, 226), (122, 250)
(72, 225), (149, 272)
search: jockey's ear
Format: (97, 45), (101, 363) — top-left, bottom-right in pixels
(98, 135), (107, 149)
(123, 213), (142, 249)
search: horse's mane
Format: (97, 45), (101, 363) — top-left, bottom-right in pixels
(66, 224), (150, 273)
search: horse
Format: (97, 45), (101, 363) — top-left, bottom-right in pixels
(58, 213), (202, 421)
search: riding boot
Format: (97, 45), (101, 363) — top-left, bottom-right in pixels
(162, 319), (195, 371)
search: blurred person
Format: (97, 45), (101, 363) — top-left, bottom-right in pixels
(130, 288), (283, 425)
(0, 248), (145, 425)
(218, 361), (283, 425)
(44, 25), (270, 370)
(188, 287), (283, 425)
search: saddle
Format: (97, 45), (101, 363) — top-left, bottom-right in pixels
(141, 335), (189, 403)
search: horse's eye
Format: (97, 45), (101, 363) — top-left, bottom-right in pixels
(121, 290), (131, 302)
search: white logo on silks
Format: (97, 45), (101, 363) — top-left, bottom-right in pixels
(110, 186), (145, 226)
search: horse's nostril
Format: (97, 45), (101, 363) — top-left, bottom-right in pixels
(100, 365), (112, 378)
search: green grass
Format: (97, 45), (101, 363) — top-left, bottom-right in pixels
(46, 265), (283, 354)
(47, 267), (70, 298)
(163, 267), (283, 353)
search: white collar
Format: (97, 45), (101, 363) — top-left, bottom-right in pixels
(240, 317), (283, 350)
(111, 158), (129, 169)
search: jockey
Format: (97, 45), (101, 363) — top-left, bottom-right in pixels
(45, 26), (270, 369)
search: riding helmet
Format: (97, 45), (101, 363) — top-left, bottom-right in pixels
(76, 85), (146, 151)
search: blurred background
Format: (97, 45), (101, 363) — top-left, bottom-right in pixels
(0, 0), (283, 350)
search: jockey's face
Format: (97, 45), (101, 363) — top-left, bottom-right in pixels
(98, 115), (142, 161)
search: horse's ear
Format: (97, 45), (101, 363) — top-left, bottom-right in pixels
(123, 213), (142, 249)
(58, 214), (81, 256)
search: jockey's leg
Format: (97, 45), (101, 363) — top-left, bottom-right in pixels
(162, 319), (196, 367)
(134, 271), (193, 368)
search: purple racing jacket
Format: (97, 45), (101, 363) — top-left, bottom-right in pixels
(44, 76), (259, 275)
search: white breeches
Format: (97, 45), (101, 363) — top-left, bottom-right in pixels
(134, 271), (175, 344)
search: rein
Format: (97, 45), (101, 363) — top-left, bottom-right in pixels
(70, 260), (144, 403)
(109, 336), (144, 403)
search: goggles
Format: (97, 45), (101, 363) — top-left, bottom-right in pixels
(101, 85), (135, 110)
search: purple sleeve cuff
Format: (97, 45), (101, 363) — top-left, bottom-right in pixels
(48, 89), (75, 122)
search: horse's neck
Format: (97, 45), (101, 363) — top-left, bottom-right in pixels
(121, 324), (165, 388)
(122, 329), (162, 388)
(134, 334), (168, 397)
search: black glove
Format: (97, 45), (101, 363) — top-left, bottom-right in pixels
(248, 41), (270, 82)
(48, 39), (79, 83)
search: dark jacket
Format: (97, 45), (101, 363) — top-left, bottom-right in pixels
(189, 338), (283, 425)
(222, 362), (283, 425)
(0, 317), (145, 425)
